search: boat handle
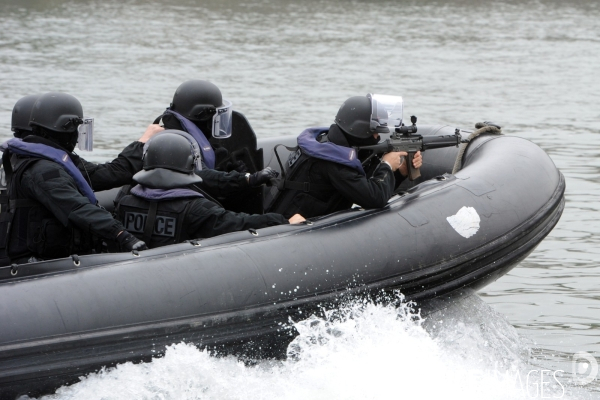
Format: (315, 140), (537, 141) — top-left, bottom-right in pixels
(10, 264), (18, 276)
(71, 254), (80, 267)
(249, 228), (259, 236)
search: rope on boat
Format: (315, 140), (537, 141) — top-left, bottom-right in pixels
(452, 122), (503, 174)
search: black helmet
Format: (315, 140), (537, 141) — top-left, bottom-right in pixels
(171, 80), (223, 122)
(142, 129), (203, 173)
(30, 92), (83, 133)
(133, 132), (203, 189)
(334, 95), (389, 139)
(11, 94), (40, 137)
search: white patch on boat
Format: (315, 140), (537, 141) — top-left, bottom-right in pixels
(446, 206), (480, 238)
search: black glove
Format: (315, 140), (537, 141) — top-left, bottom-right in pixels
(248, 167), (279, 187)
(226, 159), (248, 173)
(117, 231), (148, 252)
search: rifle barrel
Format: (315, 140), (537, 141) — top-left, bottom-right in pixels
(421, 134), (462, 150)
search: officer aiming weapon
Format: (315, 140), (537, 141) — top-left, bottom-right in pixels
(358, 115), (465, 181)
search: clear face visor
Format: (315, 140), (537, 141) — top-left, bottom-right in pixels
(212, 99), (233, 139)
(369, 94), (403, 131)
(77, 118), (94, 151)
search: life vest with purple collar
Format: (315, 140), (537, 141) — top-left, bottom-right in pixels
(1, 138), (97, 204)
(130, 184), (203, 200)
(297, 127), (365, 175)
(163, 110), (216, 169)
(264, 127), (366, 214)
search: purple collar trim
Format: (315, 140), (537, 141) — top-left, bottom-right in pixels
(2, 138), (97, 204)
(297, 127), (365, 175)
(131, 184), (204, 201)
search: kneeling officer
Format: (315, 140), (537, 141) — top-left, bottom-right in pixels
(115, 131), (304, 249)
(267, 94), (423, 219)
(1, 92), (147, 264)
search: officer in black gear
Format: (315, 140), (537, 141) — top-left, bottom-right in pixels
(1, 92), (148, 264)
(115, 131), (304, 249)
(268, 94), (422, 219)
(155, 80), (278, 198)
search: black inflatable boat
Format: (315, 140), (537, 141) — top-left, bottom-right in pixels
(0, 114), (565, 399)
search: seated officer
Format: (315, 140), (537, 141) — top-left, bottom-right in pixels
(1, 92), (148, 263)
(267, 94), (423, 219)
(114, 131), (304, 249)
(154, 80), (278, 198)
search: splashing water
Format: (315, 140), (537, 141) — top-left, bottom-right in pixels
(29, 295), (593, 400)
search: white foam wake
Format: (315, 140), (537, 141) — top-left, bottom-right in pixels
(30, 295), (588, 400)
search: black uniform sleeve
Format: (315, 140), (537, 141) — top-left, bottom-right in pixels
(186, 198), (288, 239)
(325, 162), (395, 209)
(196, 168), (250, 197)
(364, 157), (407, 190)
(78, 141), (144, 191)
(22, 161), (124, 240)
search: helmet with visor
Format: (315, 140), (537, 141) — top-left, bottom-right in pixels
(170, 80), (233, 139)
(335, 94), (403, 139)
(29, 92), (94, 151)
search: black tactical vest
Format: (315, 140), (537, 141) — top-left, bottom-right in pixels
(115, 194), (193, 249)
(266, 149), (344, 219)
(0, 156), (97, 263)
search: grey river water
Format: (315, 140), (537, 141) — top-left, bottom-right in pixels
(1, 0), (599, 398)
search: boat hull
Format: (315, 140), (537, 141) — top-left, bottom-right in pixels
(0, 129), (565, 399)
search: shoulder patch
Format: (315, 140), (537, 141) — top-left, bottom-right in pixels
(199, 200), (219, 210)
(41, 170), (61, 181)
(288, 148), (302, 167)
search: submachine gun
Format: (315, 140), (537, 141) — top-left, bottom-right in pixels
(358, 116), (465, 181)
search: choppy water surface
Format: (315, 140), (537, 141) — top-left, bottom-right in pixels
(1, 0), (599, 398)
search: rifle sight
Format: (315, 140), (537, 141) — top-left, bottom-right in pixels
(395, 115), (418, 136)
(395, 125), (418, 135)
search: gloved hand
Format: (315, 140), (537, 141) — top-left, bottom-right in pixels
(248, 167), (279, 187)
(117, 231), (148, 252)
(226, 159), (248, 173)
